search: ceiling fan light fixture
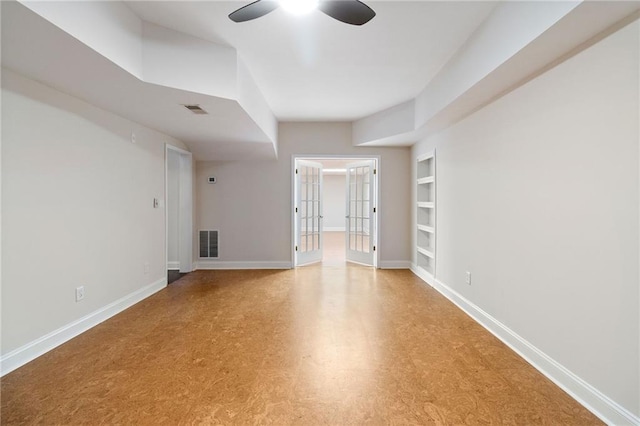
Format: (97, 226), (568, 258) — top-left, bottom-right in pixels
(229, 0), (375, 25)
(279, 0), (318, 15)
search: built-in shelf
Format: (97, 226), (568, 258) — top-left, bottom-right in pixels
(417, 176), (435, 185)
(417, 224), (434, 233)
(416, 254), (434, 276)
(417, 246), (434, 259)
(417, 202), (434, 209)
(416, 150), (436, 278)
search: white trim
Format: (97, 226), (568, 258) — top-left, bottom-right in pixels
(409, 266), (640, 426)
(0, 277), (167, 377)
(379, 260), (411, 269)
(167, 261), (180, 270)
(197, 261), (292, 270)
(323, 227), (346, 232)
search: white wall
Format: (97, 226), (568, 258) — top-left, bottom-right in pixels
(1, 69), (188, 361)
(167, 149), (180, 268)
(197, 122), (411, 268)
(412, 20), (639, 421)
(322, 173), (346, 231)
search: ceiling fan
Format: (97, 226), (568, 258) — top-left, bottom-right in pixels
(229, 0), (376, 26)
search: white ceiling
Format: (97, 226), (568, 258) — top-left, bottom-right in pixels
(1, 2), (277, 161)
(124, 1), (498, 121)
(6, 1), (633, 161)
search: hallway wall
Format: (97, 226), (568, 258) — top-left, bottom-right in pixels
(322, 173), (346, 231)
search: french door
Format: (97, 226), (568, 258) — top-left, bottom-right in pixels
(296, 160), (323, 265)
(345, 160), (375, 265)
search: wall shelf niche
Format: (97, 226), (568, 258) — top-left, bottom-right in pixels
(416, 151), (435, 280)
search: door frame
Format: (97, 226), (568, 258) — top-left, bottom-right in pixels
(291, 155), (380, 268)
(165, 144), (193, 274)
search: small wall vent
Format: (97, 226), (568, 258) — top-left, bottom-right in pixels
(199, 230), (219, 258)
(183, 104), (208, 115)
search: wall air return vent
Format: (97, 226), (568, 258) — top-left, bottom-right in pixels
(183, 104), (208, 115)
(199, 230), (219, 258)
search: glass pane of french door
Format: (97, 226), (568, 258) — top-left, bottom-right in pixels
(296, 160), (323, 265)
(345, 160), (374, 265)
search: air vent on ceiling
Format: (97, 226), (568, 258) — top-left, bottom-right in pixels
(199, 230), (219, 259)
(183, 104), (208, 115)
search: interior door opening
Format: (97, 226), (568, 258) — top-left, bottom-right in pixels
(166, 145), (193, 284)
(293, 156), (379, 268)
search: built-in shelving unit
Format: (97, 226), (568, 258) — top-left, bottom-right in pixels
(416, 151), (435, 280)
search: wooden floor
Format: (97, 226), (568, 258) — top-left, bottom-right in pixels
(1, 264), (600, 424)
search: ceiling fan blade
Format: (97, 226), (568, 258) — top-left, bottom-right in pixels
(318, 0), (376, 26)
(229, 0), (279, 23)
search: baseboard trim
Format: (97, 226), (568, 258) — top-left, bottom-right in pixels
(0, 277), (167, 377)
(167, 261), (180, 270)
(323, 227), (346, 232)
(196, 261), (293, 270)
(409, 265), (639, 426)
(379, 260), (411, 269)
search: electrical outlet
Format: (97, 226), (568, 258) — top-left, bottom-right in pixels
(465, 271), (471, 285)
(144, 262), (150, 275)
(75, 286), (85, 302)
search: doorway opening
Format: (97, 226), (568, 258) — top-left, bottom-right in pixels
(166, 145), (193, 284)
(292, 156), (379, 268)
